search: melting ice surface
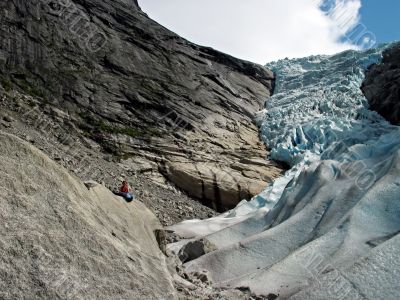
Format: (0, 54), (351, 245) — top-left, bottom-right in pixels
(169, 43), (400, 298)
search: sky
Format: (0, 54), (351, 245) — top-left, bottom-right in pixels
(140, 0), (400, 64)
(359, 1), (400, 44)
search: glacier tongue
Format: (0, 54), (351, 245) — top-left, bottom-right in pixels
(169, 44), (400, 298)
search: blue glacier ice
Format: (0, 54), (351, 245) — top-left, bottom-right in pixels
(169, 43), (400, 298)
(250, 43), (398, 211)
(262, 49), (386, 165)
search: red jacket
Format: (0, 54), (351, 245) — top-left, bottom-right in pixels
(120, 184), (129, 193)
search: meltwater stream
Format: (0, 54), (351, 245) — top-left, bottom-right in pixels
(170, 43), (400, 298)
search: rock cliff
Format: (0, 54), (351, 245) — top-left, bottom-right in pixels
(0, 0), (284, 211)
(362, 43), (400, 124)
(0, 131), (176, 299)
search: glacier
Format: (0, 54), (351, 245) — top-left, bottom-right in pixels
(169, 43), (400, 299)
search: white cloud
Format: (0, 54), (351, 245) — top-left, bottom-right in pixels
(324, 0), (362, 34)
(139, 0), (362, 64)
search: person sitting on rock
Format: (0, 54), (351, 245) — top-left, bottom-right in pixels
(120, 181), (129, 193)
(114, 181), (135, 202)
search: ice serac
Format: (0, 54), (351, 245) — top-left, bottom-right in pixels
(0, 131), (176, 299)
(0, 0), (284, 211)
(171, 43), (400, 298)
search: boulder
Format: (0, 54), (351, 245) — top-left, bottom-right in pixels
(179, 239), (217, 263)
(165, 160), (279, 211)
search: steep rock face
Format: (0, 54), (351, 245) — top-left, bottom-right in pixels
(362, 43), (400, 125)
(0, 131), (176, 299)
(0, 0), (284, 210)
